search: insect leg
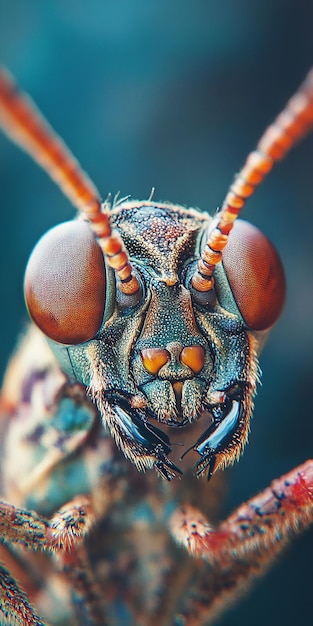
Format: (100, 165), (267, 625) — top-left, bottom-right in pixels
(0, 497), (108, 624)
(56, 545), (107, 626)
(168, 459), (313, 624)
(0, 562), (48, 626)
(0, 496), (94, 553)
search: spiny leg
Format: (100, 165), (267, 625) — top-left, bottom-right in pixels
(0, 496), (108, 626)
(169, 459), (313, 625)
(0, 543), (69, 626)
(0, 562), (49, 626)
(0, 543), (44, 603)
(169, 554), (272, 626)
(0, 496), (94, 552)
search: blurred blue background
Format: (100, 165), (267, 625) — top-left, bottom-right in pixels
(0, 1), (313, 624)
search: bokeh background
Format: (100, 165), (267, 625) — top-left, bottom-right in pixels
(0, 1), (313, 624)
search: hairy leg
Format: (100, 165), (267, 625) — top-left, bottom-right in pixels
(0, 496), (107, 626)
(169, 460), (313, 625)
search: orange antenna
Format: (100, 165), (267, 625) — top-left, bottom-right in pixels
(0, 68), (139, 295)
(192, 67), (313, 292)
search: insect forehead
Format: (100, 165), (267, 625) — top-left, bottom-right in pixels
(112, 202), (208, 281)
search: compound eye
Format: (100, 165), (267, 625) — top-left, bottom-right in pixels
(24, 221), (106, 344)
(222, 220), (286, 330)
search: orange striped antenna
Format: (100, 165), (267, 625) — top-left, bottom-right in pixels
(0, 68), (139, 295)
(192, 68), (313, 292)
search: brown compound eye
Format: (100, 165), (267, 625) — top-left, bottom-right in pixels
(221, 219), (286, 331)
(24, 221), (107, 344)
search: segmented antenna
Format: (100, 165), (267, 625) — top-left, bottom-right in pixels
(192, 68), (313, 292)
(0, 68), (139, 295)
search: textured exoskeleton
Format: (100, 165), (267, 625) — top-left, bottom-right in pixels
(0, 67), (312, 626)
(22, 199), (285, 483)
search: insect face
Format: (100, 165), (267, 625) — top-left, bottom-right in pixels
(23, 198), (284, 480)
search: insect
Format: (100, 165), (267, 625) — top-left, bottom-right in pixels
(0, 66), (312, 626)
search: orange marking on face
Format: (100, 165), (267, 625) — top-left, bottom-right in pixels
(141, 348), (170, 375)
(180, 346), (205, 373)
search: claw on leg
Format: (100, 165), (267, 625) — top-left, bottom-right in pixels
(169, 506), (215, 555)
(46, 496), (95, 551)
(0, 496), (95, 553)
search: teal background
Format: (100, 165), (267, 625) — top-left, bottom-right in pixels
(0, 2), (313, 624)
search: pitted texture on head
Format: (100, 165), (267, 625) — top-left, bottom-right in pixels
(112, 202), (208, 284)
